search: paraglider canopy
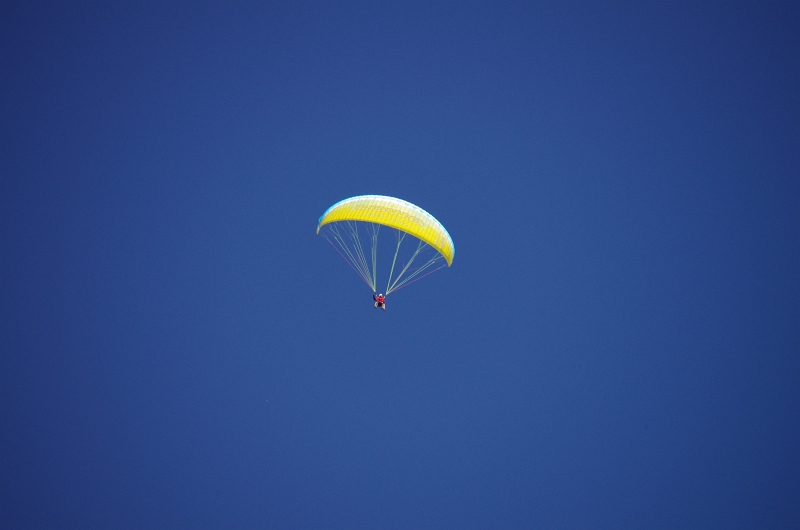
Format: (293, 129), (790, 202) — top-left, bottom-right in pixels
(317, 195), (454, 295)
(317, 195), (454, 265)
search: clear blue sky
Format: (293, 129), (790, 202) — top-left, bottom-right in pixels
(2, 2), (798, 528)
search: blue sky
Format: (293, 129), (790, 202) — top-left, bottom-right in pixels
(2, 2), (799, 528)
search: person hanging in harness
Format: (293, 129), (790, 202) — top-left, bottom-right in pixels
(373, 293), (386, 311)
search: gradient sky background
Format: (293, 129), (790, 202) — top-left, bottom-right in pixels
(2, 2), (799, 528)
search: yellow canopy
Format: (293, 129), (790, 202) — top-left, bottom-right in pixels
(317, 195), (455, 266)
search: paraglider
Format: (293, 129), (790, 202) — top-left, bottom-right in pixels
(373, 293), (386, 310)
(317, 195), (455, 308)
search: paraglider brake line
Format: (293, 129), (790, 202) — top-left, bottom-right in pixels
(385, 264), (446, 296)
(324, 238), (375, 291)
(326, 223), (376, 291)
